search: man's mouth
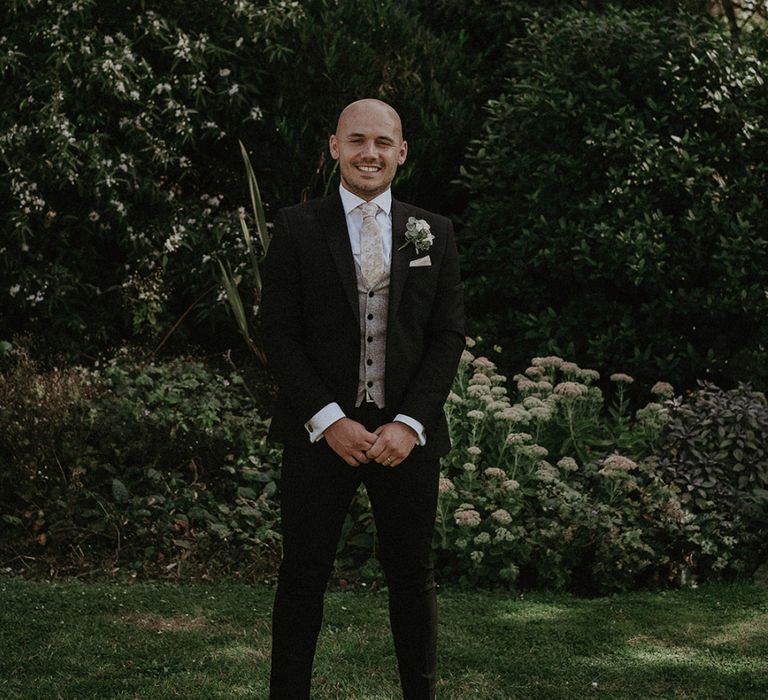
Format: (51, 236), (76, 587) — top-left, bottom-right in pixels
(355, 164), (381, 173)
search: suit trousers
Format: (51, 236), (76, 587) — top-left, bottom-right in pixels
(269, 405), (440, 700)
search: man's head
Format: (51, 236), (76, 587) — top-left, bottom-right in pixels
(329, 99), (408, 201)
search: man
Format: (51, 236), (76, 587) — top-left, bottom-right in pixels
(260, 98), (464, 699)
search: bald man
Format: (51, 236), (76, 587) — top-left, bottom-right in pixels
(261, 99), (465, 699)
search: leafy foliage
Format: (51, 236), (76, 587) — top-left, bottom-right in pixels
(460, 7), (768, 391)
(0, 343), (282, 578)
(653, 381), (768, 576)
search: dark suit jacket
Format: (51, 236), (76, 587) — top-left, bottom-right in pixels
(260, 192), (465, 459)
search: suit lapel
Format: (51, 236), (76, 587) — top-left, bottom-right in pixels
(389, 198), (410, 320)
(320, 193), (360, 324)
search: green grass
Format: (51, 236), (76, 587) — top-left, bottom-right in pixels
(1, 578), (766, 699)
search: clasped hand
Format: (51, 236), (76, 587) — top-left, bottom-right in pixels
(324, 418), (418, 467)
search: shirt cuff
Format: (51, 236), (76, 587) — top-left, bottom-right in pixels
(394, 414), (427, 446)
(305, 402), (346, 443)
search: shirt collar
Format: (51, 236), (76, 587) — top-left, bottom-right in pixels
(339, 184), (392, 217)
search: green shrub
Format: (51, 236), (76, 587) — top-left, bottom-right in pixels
(460, 7), (768, 391)
(0, 344), (282, 578)
(653, 381), (768, 576)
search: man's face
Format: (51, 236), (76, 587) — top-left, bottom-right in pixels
(329, 101), (408, 201)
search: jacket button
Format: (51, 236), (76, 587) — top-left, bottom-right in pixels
(366, 358), (372, 366)
(368, 291), (374, 297)
(367, 381), (373, 387)
(367, 313), (373, 320)
(367, 336), (372, 343)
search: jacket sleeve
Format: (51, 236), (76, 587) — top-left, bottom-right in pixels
(396, 219), (466, 433)
(259, 209), (337, 423)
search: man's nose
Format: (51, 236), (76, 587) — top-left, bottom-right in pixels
(360, 140), (378, 158)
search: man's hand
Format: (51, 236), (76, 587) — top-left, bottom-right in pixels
(366, 422), (419, 468)
(324, 418), (379, 466)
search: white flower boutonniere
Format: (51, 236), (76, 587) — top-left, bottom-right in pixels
(399, 217), (434, 254)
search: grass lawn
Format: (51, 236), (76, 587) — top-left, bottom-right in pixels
(0, 578), (766, 699)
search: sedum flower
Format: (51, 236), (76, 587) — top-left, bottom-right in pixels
(498, 405), (531, 423)
(557, 457), (579, 472)
(447, 391), (462, 403)
(502, 479), (520, 491)
(532, 355), (564, 369)
(474, 532), (491, 545)
(536, 461), (559, 483)
(467, 446), (482, 456)
(523, 444), (549, 459)
(522, 396), (543, 409)
(469, 373), (492, 386)
(651, 381), (674, 398)
(438, 477), (455, 494)
(462, 462), (477, 473)
(494, 528), (515, 543)
(491, 509), (513, 525)
(599, 454), (638, 475)
(529, 406), (552, 421)
(487, 400), (510, 413)
(490, 373), (507, 385)
(460, 349), (474, 364)
(491, 386), (508, 397)
(467, 384), (491, 398)
(610, 372), (634, 384)
(484, 467), (506, 479)
(535, 380), (553, 392)
(465, 337), (477, 348)
(455, 537), (468, 549)
(506, 432), (533, 445)
(554, 381), (589, 398)
(472, 356), (496, 370)
(560, 361), (580, 374)
(466, 409), (485, 421)
(470, 550), (484, 564)
(578, 368), (600, 382)
(454, 507), (482, 528)
(516, 377), (538, 392)
(524, 366), (545, 379)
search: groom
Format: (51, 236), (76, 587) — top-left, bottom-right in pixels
(260, 98), (465, 699)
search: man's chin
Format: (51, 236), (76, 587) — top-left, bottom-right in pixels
(343, 179), (390, 200)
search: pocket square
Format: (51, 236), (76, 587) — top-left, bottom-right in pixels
(409, 255), (432, 268)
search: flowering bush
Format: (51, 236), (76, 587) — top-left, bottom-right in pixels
(435, 341), (691, 593)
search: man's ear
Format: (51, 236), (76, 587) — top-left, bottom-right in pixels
(329, 134), (340, 160)
(398, 140), (408, 166)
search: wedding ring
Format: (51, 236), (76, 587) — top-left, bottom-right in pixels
(385, 457), (393, 465)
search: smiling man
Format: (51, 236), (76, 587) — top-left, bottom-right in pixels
(260, 99), (465, 699)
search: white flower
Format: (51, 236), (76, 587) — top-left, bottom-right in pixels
(466, 409), (485, 421)
(400, 217), (434, 253)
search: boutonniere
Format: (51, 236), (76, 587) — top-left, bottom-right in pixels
(398, 217), (434, 254)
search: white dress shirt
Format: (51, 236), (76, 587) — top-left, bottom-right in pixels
(303, 185), (427, 446)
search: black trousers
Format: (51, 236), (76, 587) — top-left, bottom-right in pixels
(269, 405), (440, 700)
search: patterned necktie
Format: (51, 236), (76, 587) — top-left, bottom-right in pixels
(359, 202), (386, 287)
